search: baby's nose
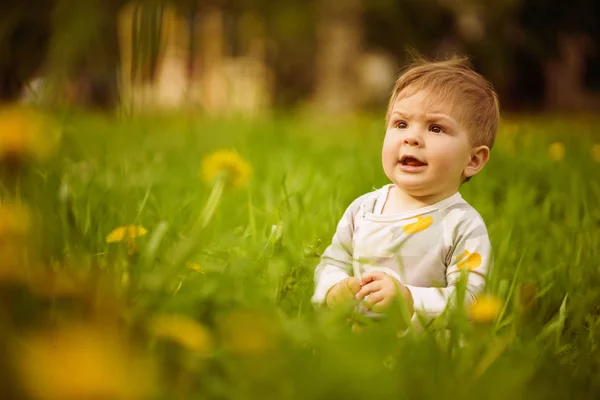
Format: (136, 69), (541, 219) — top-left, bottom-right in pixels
(403, 136), (422, 146)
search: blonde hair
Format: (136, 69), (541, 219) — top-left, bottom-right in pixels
(386, 56), (500, 149)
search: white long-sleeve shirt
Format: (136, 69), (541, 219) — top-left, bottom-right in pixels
(312, 184), (492, 326)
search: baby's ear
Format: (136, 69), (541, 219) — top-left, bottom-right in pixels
(463, 145), (490, 178)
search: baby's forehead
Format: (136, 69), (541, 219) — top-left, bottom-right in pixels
(392, 88), (464, 119)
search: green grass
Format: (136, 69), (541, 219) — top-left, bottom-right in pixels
(2, 112), (600, 399)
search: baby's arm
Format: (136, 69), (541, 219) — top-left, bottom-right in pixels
(311, 196), (363, 306)
(404, 215), (492, 323)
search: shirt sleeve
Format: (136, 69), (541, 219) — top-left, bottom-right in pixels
(404, 213), (492, 324)
(311, 195), (364, 306)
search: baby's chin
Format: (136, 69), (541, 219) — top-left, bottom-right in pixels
(394, 177), (455, 200)
(391, 174), (433, 193)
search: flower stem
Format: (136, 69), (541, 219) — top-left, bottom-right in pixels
(197, 175), (226, 230)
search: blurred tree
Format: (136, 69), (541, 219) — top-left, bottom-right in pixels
(364, 0), (455, 60)
(515, 0), (600, 111)
(168, 0), (307, 111)
(45, 0), (123, 110)
(1, 0), (124, 109)
(444, 0), (521, 103)
(313, 0), (363, 115)
(221, 0), (316, 109)
(130, 3), (167, 84)
(0, 0), (53, 102)
(364, 0), (521, 107)
(3, 0), (599, 112)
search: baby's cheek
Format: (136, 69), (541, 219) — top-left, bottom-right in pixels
(381, 148), (396, 166)
(431, 154), (462, 177)
(382, 135), (400, 155)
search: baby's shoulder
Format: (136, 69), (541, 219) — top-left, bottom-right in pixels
(343, 186), (385, 214)
(439, 197), (488, 233)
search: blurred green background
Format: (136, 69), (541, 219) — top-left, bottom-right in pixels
(1, 1), (600, 400)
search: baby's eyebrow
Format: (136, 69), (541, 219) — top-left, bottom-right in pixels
(390, 110), (413, 119)
(425, 113), (457, 124)
(391, 110), (456, 125)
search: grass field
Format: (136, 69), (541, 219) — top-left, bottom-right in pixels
(1, 108), (600, 399)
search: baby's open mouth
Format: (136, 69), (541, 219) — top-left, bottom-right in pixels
(400, 155), (427, 167)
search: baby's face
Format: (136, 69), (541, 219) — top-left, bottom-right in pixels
(382, 89), (474, 200)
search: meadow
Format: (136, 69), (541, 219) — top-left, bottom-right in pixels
(1, 106), (600, 400)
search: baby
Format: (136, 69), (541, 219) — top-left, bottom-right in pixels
(312, 57), (499, 327)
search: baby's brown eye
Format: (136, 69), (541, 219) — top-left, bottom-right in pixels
(396, 121), (407, 129)
(430, 125), (443, 133)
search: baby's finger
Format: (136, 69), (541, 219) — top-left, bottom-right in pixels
(326, 286), (344, 307)
(338, 284), (352, 298)
(346, 277), (362, 294)
(339, 279), (359, 298)
(361, 271), (386, 285)
(363, 293), (385, 310)
(355, 281), (382, 300)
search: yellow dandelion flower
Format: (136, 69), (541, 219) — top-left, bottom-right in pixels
(200, 149), (252, 189)
(187, 262), (206, 274)
(0, 203), (31, 237)
(106, 227), (126, 243)
(149, 314), (213, 354)
(591, 144), (600, 163)
(468, 294), (502, 324)
(548, 142), (565, 161)
(13, 324), (155, 400)
(0, 104), (61, 161)
(106, 225), (148, 243)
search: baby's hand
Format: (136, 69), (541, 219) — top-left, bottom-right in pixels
(355, 271), (414, 313)
(326, 277), (361, 308)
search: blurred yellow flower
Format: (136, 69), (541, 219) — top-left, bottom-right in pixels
(548, 142), (565, 161)
(468, 295), (502, 324)
(0, 203), (31, 237)
(14, 324), (155, 400)
(0, 242), (28, 282)
(30, 271), (82, 298)
(0, 104), (61, 161)
(106, 225), (148, 255)
(201, 149), (252, 189)
(187, 262), (206, 274)
(591, 144), (600, 163)
(150, 314), (213, 354)
(0, 204), (31, 282)
(106, 225), (148, 243)
(220, 309), (281, 356)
